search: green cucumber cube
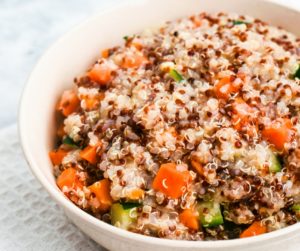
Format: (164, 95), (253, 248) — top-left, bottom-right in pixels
(198, 201), (224, 228)
(268, 151), (281, 173)
(110, 203), (137, 230)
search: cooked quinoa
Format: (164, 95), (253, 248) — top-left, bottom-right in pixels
(50, 12), (300, 240)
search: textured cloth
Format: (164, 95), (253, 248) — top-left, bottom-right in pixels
(0, 125), (102, 251)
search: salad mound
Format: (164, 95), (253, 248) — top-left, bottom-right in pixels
(50, 12), (300, 240)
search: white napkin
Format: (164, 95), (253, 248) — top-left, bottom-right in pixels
(0, 125), (102, 251)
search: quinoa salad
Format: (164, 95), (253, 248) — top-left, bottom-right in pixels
(49, 12), (300, 240)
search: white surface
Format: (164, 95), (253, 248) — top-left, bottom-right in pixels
(0, 0), (122, 128)
(18, 0), (300, 251)
(0, 125), (101, 251)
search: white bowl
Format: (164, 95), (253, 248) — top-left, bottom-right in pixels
(19, 0), (300, 250)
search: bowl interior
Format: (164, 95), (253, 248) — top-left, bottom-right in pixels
(19, 0), (300, 249)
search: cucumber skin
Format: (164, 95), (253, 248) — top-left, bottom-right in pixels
(169, 69), (183, 82)
(198, 201), (224, 228)
(292, 204), (300, 212)
(269, 153), (281, 173)
(110, 203), (137, 229)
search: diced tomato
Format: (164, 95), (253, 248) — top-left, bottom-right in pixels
(56, 89), (80, 116)
(80, 92), (105, 111)
(101, 49), (110, 59)
(128, 188), (145, 200)
(87, 63), (112, 85)
(190, 15), (202, 28)
(179, 208), (200, 230)
(262, 118), (293, 150)
(80, 143), (102, 165)
(49, 148), (69, 165)
(57, 167), (83, 190)
(240, 221), (267, 238)
(88, 179), (113, 212)
(152, 163), (190, 199)
(214, 76), (240, 100)
(122, 53), (148, 68)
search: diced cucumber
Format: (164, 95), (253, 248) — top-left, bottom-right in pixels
(268, 151), (281, 173)
(292, 204), (300, 212)
(110, 203), (137, 230)
(197, 201), (224, 228)
(169, 69), (183, 82)
(294, 64), (300, 79)
(292, 204), (300, 219)
(233, 20), (249, 25)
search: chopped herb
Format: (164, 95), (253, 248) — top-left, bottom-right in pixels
(233, 20), (249, 25)
(169, 69), (183, 82)
(121, 202), (141, 210)
(294, 64), (300, 79)
(123, 35), (129, 41)
(62, 136), (79, 148)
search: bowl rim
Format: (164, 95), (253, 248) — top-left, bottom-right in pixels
(19, 0), (300, 248)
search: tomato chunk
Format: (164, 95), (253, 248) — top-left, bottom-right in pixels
(57, 89), (80, 116)
(57, 167), (83, 190)
(262, 118), (293, 150)
(179, 208), (200, 230)
(80, 143), (101, 165)
(49, 148), (68, 165)
(214, 76), (240, 100)
(240, 221), (267, 238)
(122, 53), (148, 68)
(152, 163), (190, 199)
(88, 179), (113, 212)
(88, 63), (112, 85)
